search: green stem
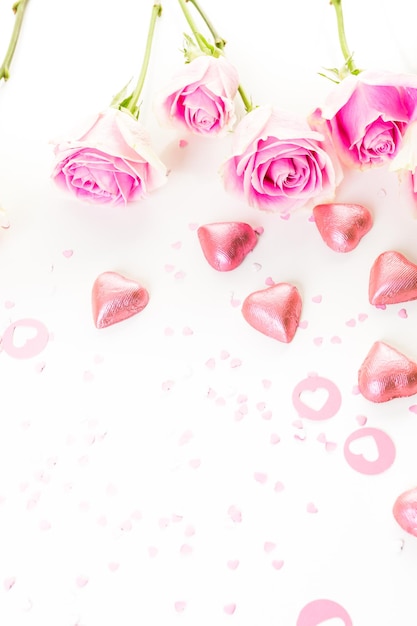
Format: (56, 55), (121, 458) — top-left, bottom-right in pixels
(125, 3), (162, 116)
(186, 0), (226, 50)
(0, 0), (30, 82)
(177, 0), (211, 54)
(238, 85), (253, 113)
(330, 0), (357, 74)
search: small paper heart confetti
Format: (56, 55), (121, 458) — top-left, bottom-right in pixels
(241, 283), (302, 343)
(368, 250), (417, 305)
(197, 222), (259, 271)
(393, 487), (417, 537)
(358, 341), (417, 403)
(92, 271), (149, 329)
(313, 203), (373, 252)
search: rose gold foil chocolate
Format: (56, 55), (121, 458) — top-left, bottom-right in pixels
(241, 282), (302, 343)
(92, 271), (149, 329)
(312, 203), (373, 252)
(197, 222), (259, 271)
(369, 250), (417, 305)
(393, 487), (417, 537)
(358, 341), (417, 403)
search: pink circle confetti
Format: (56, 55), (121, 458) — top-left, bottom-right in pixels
(2, 318), (49, 359)
(343, 427), (396, 474)
(297, 599), (353, 626)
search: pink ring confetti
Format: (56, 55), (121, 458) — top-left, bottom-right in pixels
(292, 375), (342, 420)
(297, 599), (353, 626)
(343, 427), (396, 474)
(2, 318), (49, 359)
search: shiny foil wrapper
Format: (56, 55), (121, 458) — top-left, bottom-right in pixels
(92, 271), (149, 329)
(242, 282), (302, 343)
(358, 341), (417, 403)
(393, 487), (417, 537)
(369, 250), (417, 306)
(313, 203), (373, 253)
(197, 222), (259, 271)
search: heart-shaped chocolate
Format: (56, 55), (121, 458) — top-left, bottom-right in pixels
(241, 283), (302, 343)
(369, 250), (417, 305)
(197, 222), (259, 271)
(358, 341), (417, 402)
(393, 487), (417, 537)
(312, 203), (373, 253)
(92, 271), (149, 329)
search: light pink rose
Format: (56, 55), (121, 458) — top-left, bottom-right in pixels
(153, 54), (239, 136)
(310, 70), (417, 168)
(52, 108), (167, 206)
(221, 105), (341, 213)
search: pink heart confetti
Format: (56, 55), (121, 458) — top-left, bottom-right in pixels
(264, 541), (276, 553)
(92, 271), (149, 329)
(224, 604), (237, 615)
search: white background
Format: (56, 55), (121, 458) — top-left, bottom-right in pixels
(1, 1), (417, 624)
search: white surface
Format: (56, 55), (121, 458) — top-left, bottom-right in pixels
(1, 1), (417, 624)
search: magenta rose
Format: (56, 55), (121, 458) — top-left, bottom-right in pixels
(153, 54), (239, 136)
(221, 105), (341, 213)
(52, 108), (168, 205)
(311, 70), (417, 168)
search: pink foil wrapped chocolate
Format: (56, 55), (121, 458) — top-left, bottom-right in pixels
(369, 250), (417, 305)
(393, 487), (417, 537)
(197, 221), (259, 271)
(92, 271), (149, 329)
(312, 203), (373, 252)
(241, 282), (302, 343)
(358, 341), (417, 403)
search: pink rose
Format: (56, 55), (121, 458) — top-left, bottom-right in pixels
(153, 54), (239, 136)
(52, 108), (167, 205)
(221, 105), (341, 213)
(311, 70), (417, 168)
